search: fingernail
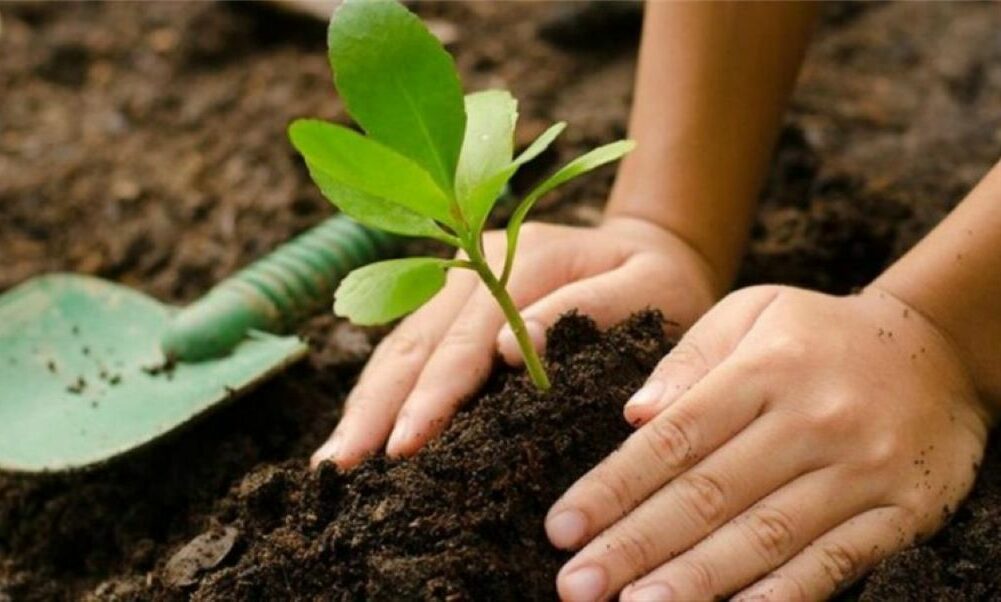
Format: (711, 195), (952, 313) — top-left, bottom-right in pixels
(625, 582), (673, 602)
(386, 417), (411, 456)
(546, 509), (587, 549)
(625, 381), (665, 409)
(311, 435), (341, 467)
(560, 565), (607, 602)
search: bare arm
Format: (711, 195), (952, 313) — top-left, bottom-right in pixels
(876, 158), (1001, 412)
(608, 1), (818, 293)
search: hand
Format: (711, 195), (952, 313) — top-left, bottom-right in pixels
(546, 285), (992, 601)
(311, 216), (719, 469)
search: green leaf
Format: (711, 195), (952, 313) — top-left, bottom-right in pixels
(334, 257), (449, 325)
(305, 164), (459, 245)
(328, 0), (466, 194)
(289, 119), (455, 226)
(462, 121), (566, 236)
(455, 90), (517, 203)
(500, 139), (635, 284)
(462, 168), (518, 237)
(514, 121), (566, 166)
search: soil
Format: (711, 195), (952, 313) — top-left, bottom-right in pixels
(165, 313), (663, 601)
(2, 1), (1001, 600)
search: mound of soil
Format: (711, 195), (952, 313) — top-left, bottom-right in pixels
(147, 313), (665, 601)
(3, 1), (1001, 600)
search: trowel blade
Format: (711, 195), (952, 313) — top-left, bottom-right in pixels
(0, 274), (306, 473)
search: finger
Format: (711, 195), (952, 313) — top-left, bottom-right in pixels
(385, 254), (589, 458)
(493, 237), (632, 367)
(547, 358), (768, 551)
(619, 466), (876, 602)
(732, 506), (914, 601)
(497, 255), (698, 366)
(310, 268), (477, 469)
(382, 285), (502, 457)
(554, 414), (821, 602)
(623, 284), (782, 426)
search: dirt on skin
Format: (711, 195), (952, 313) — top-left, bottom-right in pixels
(2, 1), (1001, 600)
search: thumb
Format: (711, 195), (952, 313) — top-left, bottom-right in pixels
(623, 285), (783, 426)
(495, 271), (627, 366)
(497, 255), (713, 366)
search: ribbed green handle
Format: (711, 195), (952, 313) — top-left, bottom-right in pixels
(162, 216), (398, 361)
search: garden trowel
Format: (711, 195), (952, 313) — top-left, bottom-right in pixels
(0, 215), (396, 473)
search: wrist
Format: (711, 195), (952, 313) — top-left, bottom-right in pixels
(863, 282), (999, 422)
(602, 208), (736, 301)
(600, 215), (724, 308)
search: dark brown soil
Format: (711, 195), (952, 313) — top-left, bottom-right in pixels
(2, 1), (1001, 600)
(162, 313), (663, 601)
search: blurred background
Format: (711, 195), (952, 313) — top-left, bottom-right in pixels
(3, 2), (999, 303)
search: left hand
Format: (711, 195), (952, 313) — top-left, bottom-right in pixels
(546, 285), (992, 601)
(311, 217), (717, 469)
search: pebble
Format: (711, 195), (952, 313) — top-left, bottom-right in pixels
(163, 526), (239, 588)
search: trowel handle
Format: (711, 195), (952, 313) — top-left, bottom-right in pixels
(161, 216), (398, 361)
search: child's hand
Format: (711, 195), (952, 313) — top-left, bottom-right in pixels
(311, 217), (718, 469)
(547, 285), (992, 601)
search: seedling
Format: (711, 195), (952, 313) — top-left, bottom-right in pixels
(289, 0), (634, 390)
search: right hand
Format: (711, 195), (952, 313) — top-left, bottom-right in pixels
(546, 285), (990, 601)
(310, 216), (720, 469)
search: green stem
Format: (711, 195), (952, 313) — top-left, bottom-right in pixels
(469, 253), (551, 391)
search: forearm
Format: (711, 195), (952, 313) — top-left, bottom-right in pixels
(606, 1), (817, 295)
(874, 158), (1001, 414)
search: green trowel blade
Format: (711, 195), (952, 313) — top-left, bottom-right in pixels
(0, 274), (307, 473)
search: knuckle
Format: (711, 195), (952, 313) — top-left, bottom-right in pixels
(761, 332), (809, 366)
(741, 505), (798, 563)
(677, 558), (719, 596)
(812, 396), (855, 430)
(817, 541), (863, 590)
(782, 576), (811, 602)
(674, 471), (728, 527)
(785, 393), (859, 435)
(605, 525), (661, 573)
(643, 411), (697, 469)
(439, 325), (481, 351)
(658, 339), (708, 375)
(734, 574), (808, 602)
(586, 465), (637, 519)
(862, 432), (903, 471)
(380, 331), (429, 362)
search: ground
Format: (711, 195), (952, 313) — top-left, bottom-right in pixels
(1, 1), (1001, 600)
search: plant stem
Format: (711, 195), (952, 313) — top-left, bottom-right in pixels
(468, 254), (551, 391)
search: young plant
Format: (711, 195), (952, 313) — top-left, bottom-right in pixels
(289, 0), (634, 390)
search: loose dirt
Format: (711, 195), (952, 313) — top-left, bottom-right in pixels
(2, 2), (1001, 600)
